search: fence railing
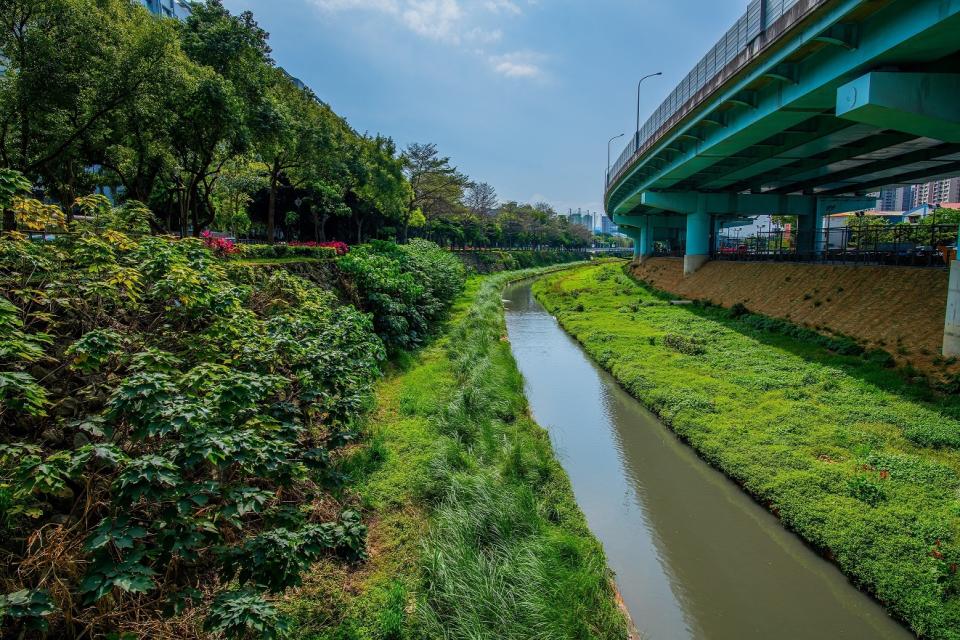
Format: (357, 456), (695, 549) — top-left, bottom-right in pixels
(607, 0), (818, 188)
(714, 224), (960, 267)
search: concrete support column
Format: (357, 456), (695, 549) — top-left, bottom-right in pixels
(945, 260), (960, 356)
(637, 217), (653, 264)
(622, 225), (643, 263)
(684, 203), (710, 276)
(796, 213), (817, 255)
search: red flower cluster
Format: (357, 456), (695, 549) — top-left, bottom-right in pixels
(201, 230), (239, 256)
(290, 240), (350, 256)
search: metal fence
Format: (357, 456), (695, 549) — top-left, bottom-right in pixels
(714, 224), (960, 267)
(608, 0), (807, 185)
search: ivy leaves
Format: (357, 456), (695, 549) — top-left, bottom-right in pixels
(0, 589), (56, 633)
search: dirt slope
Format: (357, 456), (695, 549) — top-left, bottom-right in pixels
(629, 258), (955, 376)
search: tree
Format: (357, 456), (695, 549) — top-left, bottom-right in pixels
(465, 181), (498, 218)
(351, 136), (408, 244)
(401, 143), (468, 243)
(257, 69), (318, 243)
(0, 0), (183, 212)
(211, 156), (268, 238)
(166, 0), (273, 236)
(98, 19), (188, 208)
(299, 181), (350, 242)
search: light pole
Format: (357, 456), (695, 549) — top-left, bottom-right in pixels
(636, 72), (663, 148)
(607, 133), (625, 185)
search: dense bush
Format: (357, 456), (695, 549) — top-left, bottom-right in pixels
(456, 249), (589, 274)
(290, 241), (350, 256)
(236, 243), (339, 261)
(338, 239), (466, 350)
(0, 232), (384, 637)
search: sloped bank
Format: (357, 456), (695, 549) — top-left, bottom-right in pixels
(534, 262), (960, 640)
(629, 257), (956, 378)
(284, 265), (630, 639)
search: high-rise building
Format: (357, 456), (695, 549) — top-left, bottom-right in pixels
(912, 177), (960, 208)
(601, 216), (619, 235)
(139, 0), (192, 19)
(877, 185), (915, 212)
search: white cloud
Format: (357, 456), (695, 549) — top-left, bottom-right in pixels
(313, 0), (464, 42)
(489, 51), (544, 79)
(483, 0), (521, 15)
(465, 26), (502, 44)
(400, 0), (463, 43)
(312, 0), (545, 80)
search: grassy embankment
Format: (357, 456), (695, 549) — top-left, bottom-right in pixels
(533, 262), (960, 640)
(284, 265), (629, 639)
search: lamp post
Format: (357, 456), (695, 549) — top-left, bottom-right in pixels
(636, 72), (663, 148)
(607, 133), (625, 185)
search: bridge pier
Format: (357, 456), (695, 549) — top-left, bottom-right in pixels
(945, 260), (960, 357)
(623, 218), (654, 265)
(684, 206), (710, 276)
(796, 210), (824, 257)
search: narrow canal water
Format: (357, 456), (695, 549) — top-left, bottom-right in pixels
(502, 281), (913, 640)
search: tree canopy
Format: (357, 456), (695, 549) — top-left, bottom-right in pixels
(0, 0), (595, 249)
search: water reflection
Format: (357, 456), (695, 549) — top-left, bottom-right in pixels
(502, 282), (912, 640)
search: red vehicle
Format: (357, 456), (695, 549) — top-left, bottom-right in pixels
(718, 244), (748, 256)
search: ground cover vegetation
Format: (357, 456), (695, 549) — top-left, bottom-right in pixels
(0, 215), (473, 637)
(534, 262), (960, 639)
(282, 267), (629, 639)
(455, 248), (590, 274)
(0, 0), (594, 249)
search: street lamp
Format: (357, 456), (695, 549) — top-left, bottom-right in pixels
(636, 72), (663, 148)
(607, 133), (625, 184)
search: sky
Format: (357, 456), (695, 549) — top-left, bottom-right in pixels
(222, 0), (748, 216)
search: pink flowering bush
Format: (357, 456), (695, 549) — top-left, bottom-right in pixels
(201, 230), (239, 257)
(291, 241), (350, 256)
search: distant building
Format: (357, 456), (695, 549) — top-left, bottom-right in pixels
(567, 209), (596, 233)
(139, 0), (192, 19)
(601, 216), (619, 235)
(912, 177), (960, 208)
(877, 185), (915, 212)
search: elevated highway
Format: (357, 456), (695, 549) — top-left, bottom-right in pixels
(605, 0), (960, 278)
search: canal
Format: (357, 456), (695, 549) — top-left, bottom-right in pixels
(502, 281), (912, 640)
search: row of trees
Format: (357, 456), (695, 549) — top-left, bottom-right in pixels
(0, 0), (596, 248)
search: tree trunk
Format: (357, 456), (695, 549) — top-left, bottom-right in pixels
(317, 213), (329, 242)
(267, 175), (277, 244)
(267, 159), (281, 244)
(2, 209), (16, 232)
(355, 215), (363, 244)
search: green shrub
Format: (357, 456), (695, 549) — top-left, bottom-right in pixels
(847, 475), (887, 506)
(663, 333), (706, 356)
(456, 250), (587, 274)
(338, 240), (465, 350)
(0, 232), (384, 637)
(236, 243), (338, 261)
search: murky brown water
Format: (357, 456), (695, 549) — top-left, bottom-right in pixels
(503, 281), (914, 640)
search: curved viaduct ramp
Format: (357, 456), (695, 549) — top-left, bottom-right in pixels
(605, 0), (960, 276)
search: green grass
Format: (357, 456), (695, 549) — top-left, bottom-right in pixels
(534, 262), (960, 639)
(283, 266), (629, 639)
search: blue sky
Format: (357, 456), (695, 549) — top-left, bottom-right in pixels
(223, 0), (747, 215)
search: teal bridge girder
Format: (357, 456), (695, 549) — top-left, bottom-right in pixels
(605, 0), (960, 274)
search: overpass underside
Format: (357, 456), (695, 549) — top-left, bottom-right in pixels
(605, 0), (960, 276)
